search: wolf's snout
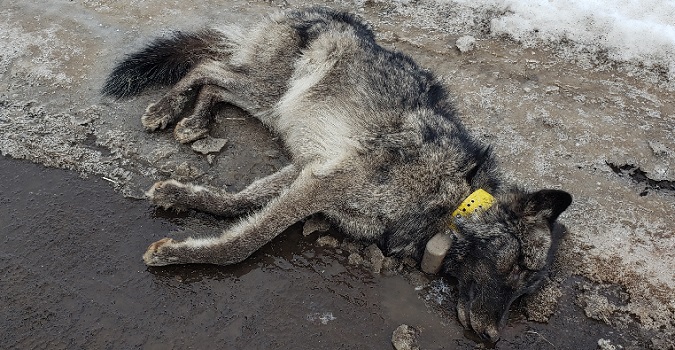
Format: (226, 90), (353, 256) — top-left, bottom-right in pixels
(478, 326), (500, 343)
(468, 312), (502, 344)
(458, 289), (509, 345)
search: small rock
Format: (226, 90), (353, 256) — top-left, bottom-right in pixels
(174, 162), (204, 179)
(577, 291), (613, 323)
(206, 154), (216, 164)
(348, 252), (365, 266)
(648, 140), (670, 157)
(303, 215), (331, 236)
(316, 235), (340, 248)
(381, 256), (400, 275)
(406, 270), (431, 290)
(455, 35), (476, 53)
(69, 113), (93, 126)
(191, 136), (228, 155)
(364, 244), (385, 273)
(544, 85), (560, 94)
(597, 338), (616, 350)
(391, 324), (420, 350)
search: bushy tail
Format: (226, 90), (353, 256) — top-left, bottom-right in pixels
(102, 29), (222, 98)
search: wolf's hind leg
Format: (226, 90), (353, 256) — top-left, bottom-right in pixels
(147, 164), (299, 216)
(141, 63), (250, 133)
(140, 80), (199, 132)
(173, 84), (249, 143)
(143, 166), (335, 266)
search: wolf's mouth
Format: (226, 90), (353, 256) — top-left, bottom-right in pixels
(456, 281), (521, 344)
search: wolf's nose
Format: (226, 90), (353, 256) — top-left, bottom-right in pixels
(479, 327), (500, 343)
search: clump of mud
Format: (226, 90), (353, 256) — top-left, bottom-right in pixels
(522, 278), (563, 322)
(554, 236), (675, 349)
(576, 281), (675, 350)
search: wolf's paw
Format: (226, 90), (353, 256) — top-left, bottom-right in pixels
(143, 238), (180, 266)
(174, 117), (209, 144)
(174, 124), (209, 144)
(141, 102), (176, 131)
(146, 179), (192, 209)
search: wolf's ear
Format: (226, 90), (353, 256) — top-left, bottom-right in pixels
(517, 190), (572, 270)
(523, 189), (572, 225)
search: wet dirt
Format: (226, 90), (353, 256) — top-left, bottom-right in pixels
(1, 0), (674, 349)
(0, 155), (630, 349)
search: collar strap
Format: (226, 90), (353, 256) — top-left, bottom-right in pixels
(421, 189), (495, 274)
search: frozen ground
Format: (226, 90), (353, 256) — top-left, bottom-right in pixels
(1, 0), (673, 349)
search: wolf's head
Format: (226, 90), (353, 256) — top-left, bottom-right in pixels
(442, 189), (572, 343)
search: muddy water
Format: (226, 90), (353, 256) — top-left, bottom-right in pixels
(1, 155), (632, 349)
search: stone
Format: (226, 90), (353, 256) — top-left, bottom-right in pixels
(597, 338), (616, 350)
(391, 324), (420, 350)
(381, 256), (400, 275)
(648, 140), (670, 157)
(348, 252), (365, 266)
(191, 136), (228, 155)
(316, 235), (340, 248)
(174, 161), (204, 179)
(364, 244), (385, 273)
(455, 35), (476, 53)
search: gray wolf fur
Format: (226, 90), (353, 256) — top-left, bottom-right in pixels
(103, 8), (572, 343)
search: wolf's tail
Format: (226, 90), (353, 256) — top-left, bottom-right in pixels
(102, 29), (223, 98)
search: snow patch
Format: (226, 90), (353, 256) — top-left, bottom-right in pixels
(393, 0), (675, 81)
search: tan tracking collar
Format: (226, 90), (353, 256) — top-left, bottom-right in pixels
(421, 189), (495, 274)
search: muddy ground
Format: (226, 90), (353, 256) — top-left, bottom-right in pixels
(0, 0), (673, 349)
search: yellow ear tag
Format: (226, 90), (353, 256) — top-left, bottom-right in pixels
(449, 189), (495, 229)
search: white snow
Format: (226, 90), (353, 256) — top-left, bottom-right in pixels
(397, 0), (675, 79)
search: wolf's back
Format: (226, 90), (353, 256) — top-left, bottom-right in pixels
(102, 30), (223, 98)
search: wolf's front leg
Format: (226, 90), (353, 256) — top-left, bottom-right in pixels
(147, 164), (298, 216)
(143, 167), (330, 266)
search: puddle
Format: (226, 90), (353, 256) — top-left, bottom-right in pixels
(0, 156), (648, 349)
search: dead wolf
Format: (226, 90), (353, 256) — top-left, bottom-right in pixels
(103, 7), (572, 342)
